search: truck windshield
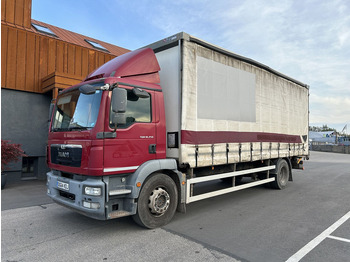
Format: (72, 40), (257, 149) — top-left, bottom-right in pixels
(51, 88), (103, 132)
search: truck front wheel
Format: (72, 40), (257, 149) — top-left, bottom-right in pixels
(133, 173), (178, 229)
(269, 159), (290, 189)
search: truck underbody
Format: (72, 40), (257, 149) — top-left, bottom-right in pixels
(47, 155), (304, 228)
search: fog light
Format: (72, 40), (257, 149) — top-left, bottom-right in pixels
(84, 186), (102, 196)
(47, 189), (51, 194)
(83, 201), (100, 209)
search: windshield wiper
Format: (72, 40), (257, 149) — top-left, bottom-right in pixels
(68, 126), (88, 131)
(68, 122), (89, 131)
(52, 126), (88, 132)
(52, 127), (69, 132)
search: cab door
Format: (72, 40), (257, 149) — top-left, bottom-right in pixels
(103, 87), (156, 175)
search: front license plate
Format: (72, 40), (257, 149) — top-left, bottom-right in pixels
(57, 181), (69, 191)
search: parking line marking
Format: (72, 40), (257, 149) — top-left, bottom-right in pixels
(286, 211), (350, 262)
(327, 235), (350, 243)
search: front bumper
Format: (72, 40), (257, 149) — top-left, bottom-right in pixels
(47, 171), (106, 220)
(47, 170), (138, 220)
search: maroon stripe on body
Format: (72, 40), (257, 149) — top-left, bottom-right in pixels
(181, 130), (302, 144)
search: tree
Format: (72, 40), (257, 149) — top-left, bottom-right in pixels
(1, 140), (26, 171)
(321, 124), (336, 132)
(309, 125), (337, 132)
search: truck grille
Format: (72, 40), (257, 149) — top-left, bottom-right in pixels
(51, 144), (82, 167)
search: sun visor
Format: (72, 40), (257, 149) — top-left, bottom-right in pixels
(84, 48), (160, 83)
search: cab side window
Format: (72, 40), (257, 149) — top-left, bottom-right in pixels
(110, 89), (151, 128)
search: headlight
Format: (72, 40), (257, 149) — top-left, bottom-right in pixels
(84, 186), (102, 196)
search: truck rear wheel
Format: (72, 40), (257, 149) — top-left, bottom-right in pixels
(269, 159), (290, 189)
(133, 173), (178, 229)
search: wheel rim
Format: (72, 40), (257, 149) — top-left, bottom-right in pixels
(280, 165), (288, 185)
(148, 187), (170, 216)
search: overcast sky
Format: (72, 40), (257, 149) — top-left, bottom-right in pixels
(32, 0), (350, 133)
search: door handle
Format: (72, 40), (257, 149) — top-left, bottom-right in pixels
(149, 144), (156, 154)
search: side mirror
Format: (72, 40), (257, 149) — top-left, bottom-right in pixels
(112, 88), (127, 113)
(112, 113), (126, 126)
(133, 88), (150, 98)
(111, 88), (127, 126)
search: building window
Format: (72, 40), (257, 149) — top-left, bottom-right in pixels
(85, 39), (109, 52)
(22, 157), (35, 174)
(32, 23), (57, 37)
(22, 157), (38, 180)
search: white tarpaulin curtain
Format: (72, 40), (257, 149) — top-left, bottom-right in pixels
(179, 40), (309, 167)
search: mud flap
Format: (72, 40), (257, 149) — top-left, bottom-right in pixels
(177, 202), (186, 213)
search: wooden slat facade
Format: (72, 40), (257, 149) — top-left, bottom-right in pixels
(1, 24), (118, 95)
(2, 0), (31, 28)
(0, 0), (131, 182)
(1, 0), (130, 98)
(42, 72), (83, 92)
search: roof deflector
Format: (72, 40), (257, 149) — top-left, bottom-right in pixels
(84, 48), (160, 83)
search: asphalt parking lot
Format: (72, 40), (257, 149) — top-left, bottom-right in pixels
(1, 151), (350, 261)
(164, 151), (350, 261)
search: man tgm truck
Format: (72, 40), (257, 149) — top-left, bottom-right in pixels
(47, 32), (309, 228)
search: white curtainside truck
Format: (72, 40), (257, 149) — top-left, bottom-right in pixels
(47, 32), (309, 228)
(146, 32), (309, 207)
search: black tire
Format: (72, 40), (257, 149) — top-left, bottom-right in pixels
(132, 173), (178, 229)
(269, 159), (290, 189)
